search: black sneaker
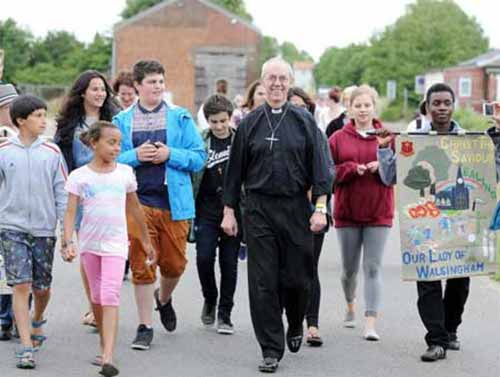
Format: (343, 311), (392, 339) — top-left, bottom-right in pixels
(99, 363), (119, 377)
(0, 325), (12, 341)
(286, 325), (303, 353)
(154, 288), (177, 332)
(201, 302), (216, 326)
(258, 357), (279, 373)
(448, 332), (460, 351)
(259, 357), (279, 373)
(216, 315), (234, 335)
(421, 345), (446, 362)
(131, 324), (153, 350)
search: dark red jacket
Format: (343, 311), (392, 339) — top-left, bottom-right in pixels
(329, 119), (394, 227)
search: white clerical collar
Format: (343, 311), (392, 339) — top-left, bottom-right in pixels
(271, 107), (283, 114)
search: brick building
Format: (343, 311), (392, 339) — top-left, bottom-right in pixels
(443, 50), (500, 112)
(113, 0), (261, 114)
(418, 50), (500, 112)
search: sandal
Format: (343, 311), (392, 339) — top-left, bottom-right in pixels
(16, 346), (35, 369)
(92, 355), (103, 367)
(306, 333), (324, 347)
(81, 311), (97, 327)
(31, 319), (47, 351)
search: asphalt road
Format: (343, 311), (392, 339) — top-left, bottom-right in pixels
(1, 214), (499, 377)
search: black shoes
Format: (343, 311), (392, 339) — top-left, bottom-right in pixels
(216, 315), (234, 335)
(0, 325), (12, 341)
(448, 332), (460, 351)
(99, 363), (119, 377)
(154, 288), (177, 332)
(258, 357), (279, 373)
(201, 302), (216, 326)
(131, 324), (154, 350)
(286, 326), (303, 353)
(421, 345), (446, 362)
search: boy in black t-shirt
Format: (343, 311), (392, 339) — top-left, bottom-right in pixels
(192, 94), (240, 334)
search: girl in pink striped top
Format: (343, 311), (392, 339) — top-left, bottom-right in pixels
(62, 121), (155, 377)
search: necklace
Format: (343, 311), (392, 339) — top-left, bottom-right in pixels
(263, 103), (289, 151)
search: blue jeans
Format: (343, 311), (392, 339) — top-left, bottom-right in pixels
(195, 218), (240, 316)
(0, 294), (12, 329)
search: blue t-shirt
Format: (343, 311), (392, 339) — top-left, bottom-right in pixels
(72, 116), (97, 230)
(132, 101), (170, 210)
(72, 117), (97, 169)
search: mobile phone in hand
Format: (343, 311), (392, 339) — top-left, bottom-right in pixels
(483, 102), (495, 117)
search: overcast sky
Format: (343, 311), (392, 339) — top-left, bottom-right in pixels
(1, 0), (499, 61)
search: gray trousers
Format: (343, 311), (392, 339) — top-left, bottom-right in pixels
(336, 227), (390, 317)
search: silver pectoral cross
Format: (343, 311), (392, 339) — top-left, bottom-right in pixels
(265, 133), (279, 150)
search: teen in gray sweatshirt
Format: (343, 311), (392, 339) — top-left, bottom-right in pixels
(0, 134), (67, 235)
(0, 95), (67, 369)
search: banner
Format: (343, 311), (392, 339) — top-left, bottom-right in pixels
(397, 135), (498, 281)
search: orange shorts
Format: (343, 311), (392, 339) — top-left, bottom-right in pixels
(128, 205), (189, 285)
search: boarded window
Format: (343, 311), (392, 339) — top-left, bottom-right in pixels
(459, 77), (472, 98)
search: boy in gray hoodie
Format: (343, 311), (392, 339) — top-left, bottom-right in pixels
(0, 94), (67, 369)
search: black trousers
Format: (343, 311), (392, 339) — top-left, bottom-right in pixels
(195, 217), (240, 316)
(417, 277), (470, 348)
(306, 233), (325, 328)
(246, 192), (314, 360)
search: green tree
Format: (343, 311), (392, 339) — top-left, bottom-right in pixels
(14, 63), (78, 85)
(362, 0), (488, 95)
(280, 41), (313, 63)
(259, 38), (313, 66)
(0, 18), (34, 83)
(121, 0), (162, 18)
(121, 0), (252, 21)
(315, 44), (368, 87)
(69, 33), (113, 74)
(259, 36), (280, 65)
(30, 31), (83, 66)
(315, 0), (488, 96)
(213, 0), (252, 21)
(13, 32), (112, 85)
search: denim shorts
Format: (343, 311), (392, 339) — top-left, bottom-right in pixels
(0, 230), (56, 290)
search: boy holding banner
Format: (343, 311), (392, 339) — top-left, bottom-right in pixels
(377, 83), (500, 362)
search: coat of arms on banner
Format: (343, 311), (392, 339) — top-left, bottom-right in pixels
(400, 141), (415, 157)
(397, 135), (498, 281)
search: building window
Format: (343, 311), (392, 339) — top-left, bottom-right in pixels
(459, 77), (472, 98)
(496, 75), (500, 101)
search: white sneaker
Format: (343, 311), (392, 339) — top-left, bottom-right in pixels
(343, 311), (356, 328)
(364, 328), (380, 341)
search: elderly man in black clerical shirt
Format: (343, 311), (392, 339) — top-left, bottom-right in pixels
(221, 57), (333, 373)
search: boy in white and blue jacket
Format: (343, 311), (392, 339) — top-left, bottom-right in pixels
(0, 95), (67, 369)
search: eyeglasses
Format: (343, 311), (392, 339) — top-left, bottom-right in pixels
(264, 75), (290, 84)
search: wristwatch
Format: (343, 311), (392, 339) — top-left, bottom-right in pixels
(314, 204), (327, 215)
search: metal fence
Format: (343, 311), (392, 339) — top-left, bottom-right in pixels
(16, 84), (68, 101)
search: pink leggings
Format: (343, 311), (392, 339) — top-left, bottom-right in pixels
(81, 253), (126, 307)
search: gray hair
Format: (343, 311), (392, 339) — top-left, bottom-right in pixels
(261, 57), (294, 80)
